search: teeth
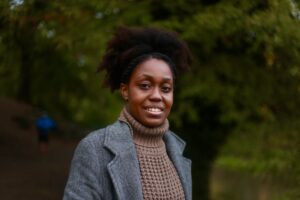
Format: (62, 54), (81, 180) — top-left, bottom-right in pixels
(147, 108), (161, 112)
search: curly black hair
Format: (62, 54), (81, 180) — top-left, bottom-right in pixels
(98, 26), (192, 91)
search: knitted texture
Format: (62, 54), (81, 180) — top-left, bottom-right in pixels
(120, 108), (185, 200)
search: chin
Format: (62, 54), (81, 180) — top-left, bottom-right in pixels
(143, 119), (165, 127)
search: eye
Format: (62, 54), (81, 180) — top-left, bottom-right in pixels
(161, 85), (172, 93)
(139, 82), (151, 90)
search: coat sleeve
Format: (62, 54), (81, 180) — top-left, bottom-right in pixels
(63, 137), (102, 200)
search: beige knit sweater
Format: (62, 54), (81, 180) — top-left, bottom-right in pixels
(119, 108), (185, 200)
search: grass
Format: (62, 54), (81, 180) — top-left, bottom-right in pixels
(213, 118), (300, 199)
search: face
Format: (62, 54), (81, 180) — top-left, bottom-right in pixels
(120, 58), (174, 127)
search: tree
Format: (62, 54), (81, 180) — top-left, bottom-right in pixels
(0, 0), (126, 123)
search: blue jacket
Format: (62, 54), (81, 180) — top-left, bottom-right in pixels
(63, 121), (192, 200)
(36, 115), (55, 133)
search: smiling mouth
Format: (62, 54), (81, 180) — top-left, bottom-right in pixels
(145, 107), (163, 114)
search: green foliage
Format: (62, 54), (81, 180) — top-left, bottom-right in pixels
(0, 0), (126, 126)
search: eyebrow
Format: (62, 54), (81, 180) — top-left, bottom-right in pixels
(139, 73), (173, 81)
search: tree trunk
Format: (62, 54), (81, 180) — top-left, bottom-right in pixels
(17, 44), (32, 103)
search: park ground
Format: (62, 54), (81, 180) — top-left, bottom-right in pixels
(0, 98), (77, 200)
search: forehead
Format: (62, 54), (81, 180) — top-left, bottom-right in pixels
(131, 58), (173, 80)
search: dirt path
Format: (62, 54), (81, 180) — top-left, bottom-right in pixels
(0, 98), (78, 200)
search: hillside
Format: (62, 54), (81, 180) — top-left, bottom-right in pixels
(0, 98), (77, 200)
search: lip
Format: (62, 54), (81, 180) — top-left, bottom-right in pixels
(144, 106), (164, 116)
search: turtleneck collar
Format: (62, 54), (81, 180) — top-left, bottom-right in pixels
(119, 107), (169, 148)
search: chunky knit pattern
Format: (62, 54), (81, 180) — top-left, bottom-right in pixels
(119, 108), (185, 200)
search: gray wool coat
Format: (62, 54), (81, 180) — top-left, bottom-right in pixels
(63, 120), (192, 200)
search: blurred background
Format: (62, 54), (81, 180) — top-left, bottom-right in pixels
(1, 0), (300, 199)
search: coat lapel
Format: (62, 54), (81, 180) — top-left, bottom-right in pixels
(164, 131), (192, 200)
(103, 121), (192, 200)
(104, 121), (143, 200)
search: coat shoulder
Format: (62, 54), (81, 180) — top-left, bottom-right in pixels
(81, 127), (107, 145)
(77, 120), (130, 153)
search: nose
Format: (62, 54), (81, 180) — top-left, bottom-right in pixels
(149, 87), (162, 101)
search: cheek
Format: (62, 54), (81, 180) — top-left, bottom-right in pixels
(165, 94), (174, 109)
(128, 89), (146, 107)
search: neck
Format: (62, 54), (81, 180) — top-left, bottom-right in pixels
(119, 107), (169, 147)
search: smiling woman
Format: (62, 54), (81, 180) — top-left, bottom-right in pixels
(63, 26), (192, 200)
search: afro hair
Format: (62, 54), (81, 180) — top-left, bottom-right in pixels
(98, 26), (192, 91)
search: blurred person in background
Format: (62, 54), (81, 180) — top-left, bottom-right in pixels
(35, 112), (56, 154)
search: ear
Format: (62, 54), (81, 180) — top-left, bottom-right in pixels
(120, 83), (129, 101)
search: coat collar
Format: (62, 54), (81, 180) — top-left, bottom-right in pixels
(103, 121), (143, 200)
(104, 120), (192, 200)
(164, 131), (192, 200)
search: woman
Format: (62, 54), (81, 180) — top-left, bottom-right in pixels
(63, 26), (192, 200)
